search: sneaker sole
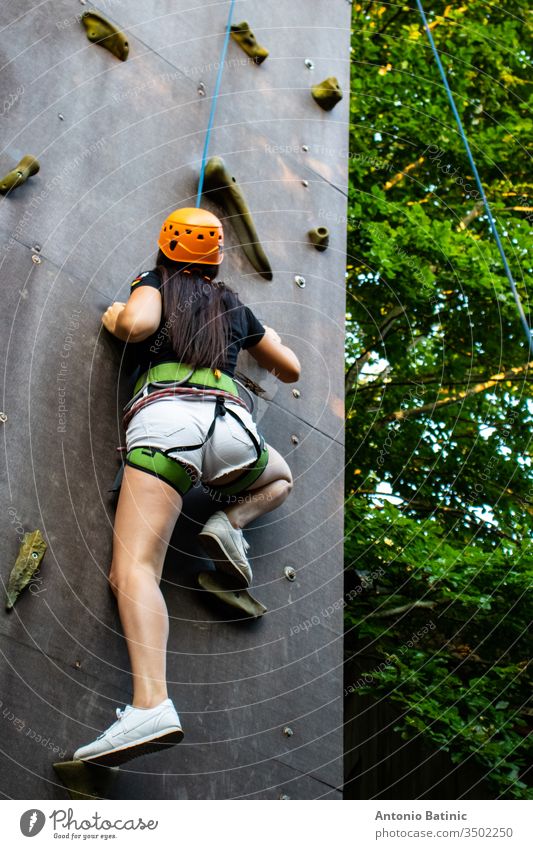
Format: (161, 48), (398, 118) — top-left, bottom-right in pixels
(198, 530), (251, 588)
(77, 727), (184, 767)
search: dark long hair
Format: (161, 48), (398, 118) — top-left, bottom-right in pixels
(155, 251), (236, 371)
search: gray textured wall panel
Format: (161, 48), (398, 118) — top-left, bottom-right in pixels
(0, 0), (350, 799)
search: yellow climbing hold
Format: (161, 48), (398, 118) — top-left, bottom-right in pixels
(311, 77), (343, 111)
(230, 21), (269, 65)
(81, 11), (129, 61)
(0, 155), (40, 195)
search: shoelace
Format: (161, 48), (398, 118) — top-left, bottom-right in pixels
(235, 528), (250, 554)
(96, 706), (127, 740)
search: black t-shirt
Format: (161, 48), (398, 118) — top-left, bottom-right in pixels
(128, 269), (265, 378)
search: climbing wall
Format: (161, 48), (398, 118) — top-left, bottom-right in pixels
(0, 1), (350, 800)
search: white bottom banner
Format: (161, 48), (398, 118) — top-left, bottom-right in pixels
(3, 799), (531, 848)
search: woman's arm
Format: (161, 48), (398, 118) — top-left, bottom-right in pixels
(247, 325), (301, 383)
(101, 287), (163, 342)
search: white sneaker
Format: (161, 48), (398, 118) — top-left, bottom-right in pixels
(73, 698), (184, 766)
(198, 510), (253, 587)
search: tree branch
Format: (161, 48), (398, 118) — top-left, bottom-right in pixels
(345, 305), (407, 393)
(384, 156), (426, 191)
(457, 200), (484, 230)
(368, 600), (439, 618)
(356, 374), (532, 392)
(380, 363), (531, 423)
(371, 6), (410, 40)
(401, 500), (516, 540)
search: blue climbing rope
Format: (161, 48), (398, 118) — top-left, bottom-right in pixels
(415, 0), (533, 356)
(195, 0), (236, 207)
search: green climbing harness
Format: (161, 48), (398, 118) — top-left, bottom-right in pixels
(114, 362), (269, 497)
(132, 361), (239, 398)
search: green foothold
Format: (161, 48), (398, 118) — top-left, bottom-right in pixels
(81, 11), (129, 61)
(5, 530), (47, 610)
(53, 760), (120, 801)
(198, 572), (267, 618)
(202, 156), (273, 280)
(311, 76), (343, 111)
(308, 226), (330, 252)
(0, 155), (40, 195)
(230, 21), (269, 65)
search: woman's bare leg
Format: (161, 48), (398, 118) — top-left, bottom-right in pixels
(204, 443), (293, 530)
(108, 465), (183, 709)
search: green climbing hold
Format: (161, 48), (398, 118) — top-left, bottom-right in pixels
(230, 21), (269, 65)
(311, 77), (343, 111)
(202, 156), (273, 280)
(198, 572), (267, 618)
(5, 530), (47, 610)
(0, 155), (40, 195)
(81, 11), (129, 61)
(53, 760), (120, 801)
(308, 226), (330, 252)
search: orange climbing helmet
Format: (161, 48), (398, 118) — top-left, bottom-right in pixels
(158, 207), (224, 266)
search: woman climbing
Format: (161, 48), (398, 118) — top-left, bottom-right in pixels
(72, 207), (300, 766)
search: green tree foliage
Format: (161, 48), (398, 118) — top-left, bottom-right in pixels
(345, 0), (532, 798)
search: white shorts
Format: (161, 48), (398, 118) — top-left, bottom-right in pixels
(125, 395), (263, 484)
